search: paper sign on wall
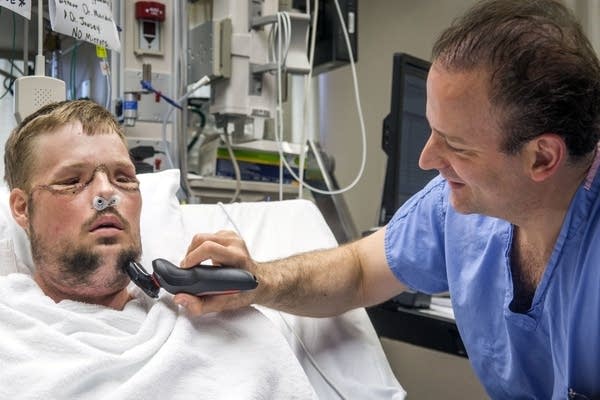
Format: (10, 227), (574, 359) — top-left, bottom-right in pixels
(1, 0), (32, 20)
(48, 0), (121, 51)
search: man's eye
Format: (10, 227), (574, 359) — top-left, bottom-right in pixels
(56, 178), (81, 186)
(114, 175), (140, 190)
(445, 142), (467, 153)
(116, 175), (134, 183)
(45, 178), (87, 195)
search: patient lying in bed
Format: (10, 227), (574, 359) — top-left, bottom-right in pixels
(0, 100), (317, 399)
(0, 100), (405, 399)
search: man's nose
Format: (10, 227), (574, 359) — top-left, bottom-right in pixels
(90, 172), (116, 196)
(418, 133), (447, 171)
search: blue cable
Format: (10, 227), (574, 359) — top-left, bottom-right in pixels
(140, 80), (183, 110)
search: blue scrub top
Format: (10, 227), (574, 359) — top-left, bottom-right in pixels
(384, 159), (600, 399)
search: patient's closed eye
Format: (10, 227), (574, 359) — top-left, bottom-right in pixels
(114, 173), (140, 190)
(49, 177), (87, 194)
(57, 177), (81, 186)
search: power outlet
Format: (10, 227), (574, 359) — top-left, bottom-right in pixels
(127, 137), (169, 173)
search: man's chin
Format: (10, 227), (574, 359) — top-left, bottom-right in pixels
(449, 193), (475, 215)
(95, 236), (121, 246)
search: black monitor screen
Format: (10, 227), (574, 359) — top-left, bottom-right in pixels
(379, 53), (437, 226)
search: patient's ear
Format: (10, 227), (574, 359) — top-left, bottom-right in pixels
(9, 188), (30, 234)
(523, 133), (565, 182)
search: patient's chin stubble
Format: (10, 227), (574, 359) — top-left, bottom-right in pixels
(30, 228), (141, 289)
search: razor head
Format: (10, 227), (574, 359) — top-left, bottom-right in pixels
(124, 260), (160, 298)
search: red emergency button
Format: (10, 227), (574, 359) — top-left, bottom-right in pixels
(135, 1), (166, 22)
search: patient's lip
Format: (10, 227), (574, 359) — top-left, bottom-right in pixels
(89, 214), (124, 232)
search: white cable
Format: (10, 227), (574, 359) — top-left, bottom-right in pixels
(105, 73), (111, 110)
(37, 0), (42, 56)
(221, 128), (242, 203)
(269, 12), (292, 68)
(104, 57), (111, 110)
(35, 0), (45, 76)
(297, 0), (319, 199)
(216, 202), (244, 237)
(273, 11), (295, 199)
(273, 0), (367, 196)
(282, 12), (292, 66)
(215, 202), (348, 400)
(275, 12), (285, 200)
(275, 312), (348, 400)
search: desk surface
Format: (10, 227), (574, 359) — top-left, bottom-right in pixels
(367, 301), (468, 358)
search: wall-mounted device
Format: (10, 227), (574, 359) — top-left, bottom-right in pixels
(189, 0), (310, 137)
(293, 0), (358, 75)
(14, 76), (66, 123)
(134, 1), (166, 56)
(14, 0), (66, 123)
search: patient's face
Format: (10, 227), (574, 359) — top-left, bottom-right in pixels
(23, 122), (142, 304)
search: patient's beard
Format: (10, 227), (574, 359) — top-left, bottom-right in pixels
(29, 228), (142, 291)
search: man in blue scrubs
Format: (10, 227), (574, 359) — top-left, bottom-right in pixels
(176, 0), (600, 397)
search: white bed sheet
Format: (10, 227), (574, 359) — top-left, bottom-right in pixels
(181, 199), (406, 400)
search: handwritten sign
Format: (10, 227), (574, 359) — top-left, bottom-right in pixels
(48, 0), (121, 51)
(1, 0), (32, 19)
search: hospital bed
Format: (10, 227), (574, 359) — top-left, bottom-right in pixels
(0, 169), (405, 399)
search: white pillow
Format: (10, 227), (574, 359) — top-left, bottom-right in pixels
(138, 169), (188, 270)
(0, 168), (187, 275)
(0, 185), (33, 274)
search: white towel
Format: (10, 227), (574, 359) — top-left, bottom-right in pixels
(0, 273), (317, 400)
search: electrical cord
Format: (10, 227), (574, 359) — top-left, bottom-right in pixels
(100, 56), (111, 110)
(272, 0), (368, 196)
(159, 76), (211, 169)
(297, 0), (320, 199)
(215, 202), (348, 400)
(221, 124), (242, 203)
(185, 107), (207, 154)
(268, 12), (292, 67)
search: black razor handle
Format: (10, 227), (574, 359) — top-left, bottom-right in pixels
(151, 258), (258, 296)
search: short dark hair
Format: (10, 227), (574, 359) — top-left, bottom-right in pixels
(4, 100), (126, 191)
(432, 0), (600, 159)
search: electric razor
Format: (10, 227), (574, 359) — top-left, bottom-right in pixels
(124, 258), (258, 299)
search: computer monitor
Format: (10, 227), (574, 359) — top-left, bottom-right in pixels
(379, 53), (437, 226)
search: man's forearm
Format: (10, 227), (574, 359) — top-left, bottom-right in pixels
(255, 244), (364, 317)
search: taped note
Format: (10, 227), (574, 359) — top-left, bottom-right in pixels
(1, 0), (32, 20)
(48, 0), (121, 51)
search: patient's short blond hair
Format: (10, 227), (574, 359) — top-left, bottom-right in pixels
(4, 100), (126, 191)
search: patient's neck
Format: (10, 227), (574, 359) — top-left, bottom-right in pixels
(33, 272), (132, 310)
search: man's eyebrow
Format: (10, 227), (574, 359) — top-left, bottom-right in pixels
(54, 161), (135, 172)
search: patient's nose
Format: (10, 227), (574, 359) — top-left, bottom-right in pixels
(90, 172), (116, 197)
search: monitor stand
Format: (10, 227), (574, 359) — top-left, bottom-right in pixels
(305, 139), (359, 244)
